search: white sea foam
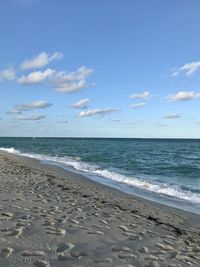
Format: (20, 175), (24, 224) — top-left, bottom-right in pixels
(0, 147), (20, 154)
(1, 147), (200, 205)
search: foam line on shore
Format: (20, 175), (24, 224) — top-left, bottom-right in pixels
(1, 146), (200, 205)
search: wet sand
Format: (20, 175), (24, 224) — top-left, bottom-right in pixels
(0, 150), (200, 267)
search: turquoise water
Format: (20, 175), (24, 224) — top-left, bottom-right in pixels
(1, 137), (200, 213)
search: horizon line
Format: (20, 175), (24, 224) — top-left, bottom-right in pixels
(0, 136), (200, 140)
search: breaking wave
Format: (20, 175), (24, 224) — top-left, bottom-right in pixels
(1, 147), (200, 205)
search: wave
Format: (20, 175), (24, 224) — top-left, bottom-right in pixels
(0, 147), (21, 154)
(1, 147), (200, 205)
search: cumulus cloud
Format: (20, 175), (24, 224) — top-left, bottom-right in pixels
(53, 66), (93, 93)
(70, 98), (90, 109)
(20, 52), (63, 70)
(0, 68), (15, 81)
(129, 91), (150, 100)
(55, 79), (87, 93)
(129, 102), (146, 108)
(53, 66), (93, 83)
(166, 91), (200, 102)
(171, 61), (200, 76)
(16, 115), (45, 120)
(17, 65), (93, 93)
(17, 69), (55, 84)
(1, 51), (93, 94)
(164, 114), (181, 119)
(8, 100), (52, 114)
(79, 108), (118, 117)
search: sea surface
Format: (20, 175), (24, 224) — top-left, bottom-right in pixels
(0, 137), (200, 214)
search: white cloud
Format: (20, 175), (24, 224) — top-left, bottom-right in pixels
(20, 52), (63, 70)
(164, 114), (181, 119)
(0, 68), (15, 81)
(171, 61), (200, 76)
(7, 109), (22, 115)
(8, 100), (52, 114)
(53, 66), (93, 93)
(17, 69), (55, 84)
(129, 102), (146, 108)
(70, 98), (90, 109)
(53, 66), (93, 82)
(17, 65), (93, 93)
(166, 91), (200, 102)
(79, 108), (118, 117)
(55, 79), (87, 93)
(129, 91), (150, 100)
(16, 115), (45, 120)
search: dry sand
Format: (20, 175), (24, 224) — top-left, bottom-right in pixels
(0, 151), (200, 267)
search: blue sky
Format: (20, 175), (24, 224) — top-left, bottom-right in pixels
(1, 0), (200, 138)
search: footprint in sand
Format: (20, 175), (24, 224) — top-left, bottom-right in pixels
(68, 218), (79, 224)
(22, 250), (45, 257)
(118, 253), (137, 259)
(56, 242), (74, 253)
(34, 260), (50, 267)
(16, 221), (30, 227)
(8, 227), (23, 237)
(56, 242), (75, 261)
(87, 230), (104, 235)
(112, 246), (132, 252)
(118, 225), (130, 232)
(139, 246), (150, 253)
(0, 247), (13, 257)
(46, 227), (66, 235)
(1, 212), (13, 220)
(99, 219), (108, 225)
(155, 243), (174, 251)
(43, 220), (54, 226)
(70, 249), (88, 259)
(20, 214), (31, 220)
(57, 254), (71, 261)
(95, 257), (112, 263)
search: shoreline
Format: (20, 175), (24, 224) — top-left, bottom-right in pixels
(0, 150), (200, 266)
(46, 162), (200, 216)
(34, 156), (200, 218)
(2, 149), (199, 218)
(1, 147), (199, 216)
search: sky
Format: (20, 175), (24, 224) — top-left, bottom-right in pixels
(1, 0), (200, 138)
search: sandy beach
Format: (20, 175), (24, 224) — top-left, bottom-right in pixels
(0, 151), (200, 267)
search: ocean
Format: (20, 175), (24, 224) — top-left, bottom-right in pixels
(0, 137), (200, 214)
